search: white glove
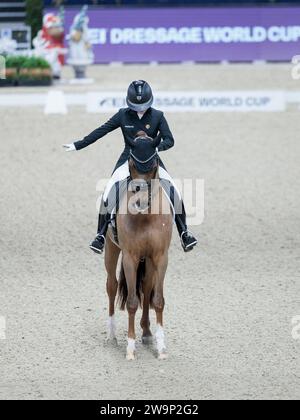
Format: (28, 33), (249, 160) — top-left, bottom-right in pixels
(63, 143), (76, 152)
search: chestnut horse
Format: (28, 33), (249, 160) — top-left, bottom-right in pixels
(104, 135), (173, 360)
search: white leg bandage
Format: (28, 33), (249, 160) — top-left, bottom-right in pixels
(155, 324), (166, 353)
(107, 315), (116, 339)
(127, 338), (136, 352)
(126, 338), (136, 360)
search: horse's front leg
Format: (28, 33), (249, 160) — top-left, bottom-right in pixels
(152, 253), (169, 360)
(123, 253), (139, 360)
(105, 235), (120, 341)
(140, 259), (154, 344)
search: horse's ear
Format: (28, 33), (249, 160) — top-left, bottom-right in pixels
(153, 135), (162, 148)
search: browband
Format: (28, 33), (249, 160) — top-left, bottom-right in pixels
(130, 150), (158, 164)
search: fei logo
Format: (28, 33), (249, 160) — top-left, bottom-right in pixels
(291, 316), (300, 340)
(0, 55), (6, 79)
(0, 316), (6, 340)
(291, 55), (300, 80)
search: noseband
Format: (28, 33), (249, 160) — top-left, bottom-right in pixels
(130, 179), (151, 192)
(130, 179), (152, 212)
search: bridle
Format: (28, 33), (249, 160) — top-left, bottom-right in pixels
(128, 138), (160, 212)
(129, 149), (158, 166)
(129, 153), (159, 212)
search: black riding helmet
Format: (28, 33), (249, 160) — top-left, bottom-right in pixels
(126, 80), (153, 112)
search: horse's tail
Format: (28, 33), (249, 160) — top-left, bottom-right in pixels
(118, 258), (146, 310)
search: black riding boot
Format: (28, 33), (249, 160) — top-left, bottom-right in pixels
(175, 202), (198, 253)
(90, 179), (127, 254)
(161, 181), (198, 252)
(89, 200), (110, 254)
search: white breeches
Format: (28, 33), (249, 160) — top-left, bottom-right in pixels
(103, 161), (182, 202)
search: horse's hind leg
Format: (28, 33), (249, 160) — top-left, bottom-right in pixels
(105, 235), (120, 341)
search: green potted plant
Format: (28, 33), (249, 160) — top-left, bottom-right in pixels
(19, 56), (52, 86)
(0, 55), (52, 87)
(3, 56), (27, 86)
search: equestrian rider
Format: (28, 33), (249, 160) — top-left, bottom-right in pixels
(63, 80), (198, 254)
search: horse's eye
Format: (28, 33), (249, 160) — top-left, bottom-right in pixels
(136, 186), (140, 192)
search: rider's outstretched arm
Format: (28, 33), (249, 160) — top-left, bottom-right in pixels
(73, 110), (121, 151)
(156, 113), (175, 152)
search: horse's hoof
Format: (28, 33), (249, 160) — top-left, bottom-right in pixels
(142, 335), (153, 345)
(158, 350), (168, 360)
(106, 337), (118, 346)
(126, 352), (136, 361)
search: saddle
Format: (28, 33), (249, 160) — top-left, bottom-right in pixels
(110, 210), (119, 245)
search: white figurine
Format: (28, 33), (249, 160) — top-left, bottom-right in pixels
(67, 5), (94, 79)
